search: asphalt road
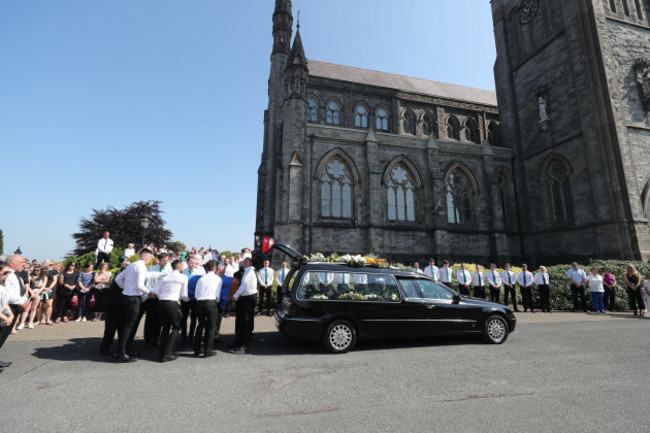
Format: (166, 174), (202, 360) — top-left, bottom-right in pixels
(0, 316), (647, 433)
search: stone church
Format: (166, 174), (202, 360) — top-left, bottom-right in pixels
(255, 0), (650, 266)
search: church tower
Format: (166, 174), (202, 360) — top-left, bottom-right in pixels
(492, 0), (650, 263)
(256, 1), (293, 241)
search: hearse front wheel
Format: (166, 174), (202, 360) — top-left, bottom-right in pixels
(323, 319), (357, 353)
(482, 315), (509, 344)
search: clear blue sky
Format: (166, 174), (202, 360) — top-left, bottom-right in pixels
(0, 0), (497, 261)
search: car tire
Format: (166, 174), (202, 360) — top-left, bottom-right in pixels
(482, 315), (509, 344)
(323, 319), (357, 353)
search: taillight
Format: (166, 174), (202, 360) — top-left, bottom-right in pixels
(262, 237), (275, 254)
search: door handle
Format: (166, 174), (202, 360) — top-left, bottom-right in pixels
(426, 305), (436, 309)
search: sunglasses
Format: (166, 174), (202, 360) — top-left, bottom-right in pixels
(0, 271), (10, 276)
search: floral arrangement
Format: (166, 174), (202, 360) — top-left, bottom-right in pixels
(306, 252), (390, 268)
(339, 292), (366, 301)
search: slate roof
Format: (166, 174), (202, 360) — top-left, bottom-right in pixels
(308, 60), (497, 107)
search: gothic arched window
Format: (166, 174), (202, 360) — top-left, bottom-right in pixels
(354, 104), (368, 128)
(307, 97), (318, 123)
(376, 108), (389, 131)
(447, 115), (460, 140)
(488, 121), (500, 146)
(446, 168), (477, 225)
(464, 117), (480, 143)
(547, 160), (574, 223)
(403, 110), (416, 135)
(321, 157), (354, 219)
(326, 101), (341, 125)
(422, 113), (437, 137)
(386, 162), (418, 222)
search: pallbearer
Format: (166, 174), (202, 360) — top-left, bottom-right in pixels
(487, 263), (502, 303)
(472, 264), (487, 299)
(456, 263), (471, 296)
(257, 260), (274, 316)
(438, 260), (453, 288)
(193, 260), (222, 358)
(424, 259), (439, 282)
(501, 263), (519, 312)
(151, 259), (188, 362)
(518, 264), (535, 313)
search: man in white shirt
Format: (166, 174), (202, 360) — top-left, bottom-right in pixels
(148, 253), (172, 273)
(567, 262), (588, 312)
(487, 263), (502, 303)
(257, 260), (274, 317)
(471, 264), (487, 299)
(276, 261), (289, 305)
(517, 263), (535, 312)
(180, 256), (205, 345)
(456, 263), (471, 296)
(114, 248), (154, 363)
(424, 259), (439, 281)
(438, 260), (453, 288)
(412, 262), (424, 274)
(501, 263), (519, 311)
(0, 257), (25, 370)
(231, 257), (258, 354)
(97, 231), (114, 268)
(193, 260), (222, 358)
(151, 259), (188, 362)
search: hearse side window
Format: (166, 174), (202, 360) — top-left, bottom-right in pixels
(398, 279), (421, 299)
(397, 278), (455, 300)
(295, 271), (400, 302)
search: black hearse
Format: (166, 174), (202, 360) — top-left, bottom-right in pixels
(261, 238), (516, 353)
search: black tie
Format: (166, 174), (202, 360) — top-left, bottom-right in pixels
(17, 273), (26, 296)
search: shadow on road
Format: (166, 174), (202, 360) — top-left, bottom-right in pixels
(31, 338), (108, 363)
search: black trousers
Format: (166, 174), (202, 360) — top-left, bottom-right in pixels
(234, 293), (257, 347)
(194, 300), (219, 355)
(571, 284), (587, 311)
(538, 284), (550, 311)
(93, 288), (108, 313)
(503, 284), (518, 309)
(489, 287), (500, 303)
(521, 286), (534, 311)
(627, 287), (644, 311)
(180, 299), (197, 343)
(0, 304), (23, 351)
(473, 286), (486, 299)
(258, 286), (271, 312)
(118, 295), (141, 355)
(603, 287), (617, 310)
(100, 282), (123, 353)
(55, 288), (75, 319)
(129, 298), (161, 346)
(158, 300), (181, 360)
(97, 252), (110, 267)
(458, 285), (470, 296)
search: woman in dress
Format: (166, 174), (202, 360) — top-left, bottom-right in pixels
(75, 262), (94, 322)
(25, 266), (47, 328)
(92, 262), (112, 322)
(623, 264), (644, 316)
(55, 262), (79, 323)
(42, 262), (61, 325)
(586, 267), (605, 314)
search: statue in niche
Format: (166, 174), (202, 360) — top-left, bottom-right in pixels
(634, 58), (650, 116)
(536, 85), (550, 131)
(538, 96), (549, 122)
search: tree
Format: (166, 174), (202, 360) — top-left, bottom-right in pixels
(0, 229), (3, 255)
(168, 240), (186, 253)
(71, 200), (173, 256)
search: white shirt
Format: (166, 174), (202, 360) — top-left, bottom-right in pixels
(586, 274), (604, 293)
(0, 284), (9, 310)
(471, 271), (486, 287)
(183, 266), (206, 276)
(151, 270), (188, 302)
(124, 248), (136, 258)
(501, 270), (516, 286)
(439, 267), (453, 283)
(3, 270), (27, 305)
(276, 267), (288, 286)
(97, 238), (114, 254)
(233, 266), (258, 299)
(225, 263), (237, 278)
(335, 273), (351, 284)
(115, 260), (150, 296)
(487, 270), (502, 288)
(412, 268), (424, 274)
(318, 272), (334, 285)
(457, 270), (471, 286)
(534, 272), (550, 286)
(424, 265), (439, 281)
(352, 273), (368, 284)
(258, 267), (274, 287)
(517, 271), (534, 287)
(195, 272), (223, 301)
(148, 263), (172, 273)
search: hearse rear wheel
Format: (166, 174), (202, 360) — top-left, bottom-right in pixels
(323, 319), (357, 353)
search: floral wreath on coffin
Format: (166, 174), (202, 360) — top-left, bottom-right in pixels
(307, 253), (389, 268)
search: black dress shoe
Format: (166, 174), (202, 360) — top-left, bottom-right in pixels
(0, 361), (12, 368)
(193, 351), (201, 357)
(204, 351), (217, 358)
(99, 350), (112, 356)
(229, 346), (247, 354)
(127, 351), (142, 357)
(114, 354), (137, 363)
(160, 354), (178, 363)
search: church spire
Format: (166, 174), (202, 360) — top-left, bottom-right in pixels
(287, 27), (307, 68)
(273, 0), (293, 55)
(285, 27), (308, 99)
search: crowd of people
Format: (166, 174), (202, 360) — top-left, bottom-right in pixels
(1, 232), (650, 370)
(413, 259), (650, 315)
